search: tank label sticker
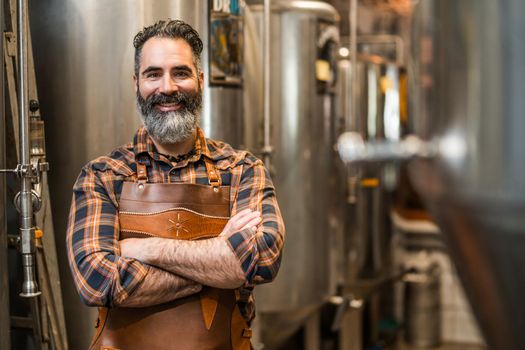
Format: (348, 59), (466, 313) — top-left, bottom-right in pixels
(209, 0), (243, 86)
(212, 0), (240, 15)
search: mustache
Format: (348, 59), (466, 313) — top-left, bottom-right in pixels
(146, 91), (193, 107)
(137, 89), (202, 116)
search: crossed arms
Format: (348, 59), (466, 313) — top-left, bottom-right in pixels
(119, 209), (262, 307)
(66, 160), (284, 308)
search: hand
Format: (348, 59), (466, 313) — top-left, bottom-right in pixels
(220, 208), (262, 238)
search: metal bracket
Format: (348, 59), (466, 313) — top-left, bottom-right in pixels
(10, 161), (47, 216)
(31, 158), (49, 185)
(37, 161), (49, 172)
(1, 159), (49, 182)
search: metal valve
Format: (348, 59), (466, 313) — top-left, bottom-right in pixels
(14, 189), (42, 214)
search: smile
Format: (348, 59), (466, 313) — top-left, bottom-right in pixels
(155, 103), (181, 112)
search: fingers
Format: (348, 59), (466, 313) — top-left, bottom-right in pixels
(222, 208), (251, 232)
(239, 215), (262, 231)
(230, 210), (261, 231)
(233, 208), (253, 219)
(221, 209), (262, 237)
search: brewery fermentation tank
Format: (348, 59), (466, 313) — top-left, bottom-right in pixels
(244, 1), (343, 347)
(336, 54), (405, 348)
(29, 1), (244, 348)
(409, 1), (525, 348)
(337, 56), (401, 282)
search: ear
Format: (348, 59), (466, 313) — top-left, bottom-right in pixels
(199, 72), (204, 88)
(133, 75), (138, 93)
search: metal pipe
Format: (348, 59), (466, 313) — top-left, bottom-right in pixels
(18, 0), (29, 172)
(341, 4), (362, 348)
(262, 0), (272, 168)
(17, 0), (40, 298)
(345, 0), (359, 204)
(337, 132), (437, 163)
(349, 0), (358, 132)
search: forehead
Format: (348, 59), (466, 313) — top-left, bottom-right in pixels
(139, 37), (195, 71)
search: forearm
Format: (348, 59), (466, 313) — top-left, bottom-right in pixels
(227, 162), (285, 285)
(133, 237), (246, 289)
(119, 265), (202, 307)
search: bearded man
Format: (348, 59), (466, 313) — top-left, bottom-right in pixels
(66, 19), (284, 350)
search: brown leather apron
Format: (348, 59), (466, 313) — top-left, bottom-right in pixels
(89, 157), (251, 350)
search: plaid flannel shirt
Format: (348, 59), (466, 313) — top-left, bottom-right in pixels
(66, 127), (285, 321)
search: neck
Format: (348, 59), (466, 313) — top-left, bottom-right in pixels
(151, 129), (197, 158)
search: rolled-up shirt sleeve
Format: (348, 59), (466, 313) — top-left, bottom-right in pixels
(227, 159), (285, 285)
(66, 166), (148, 307)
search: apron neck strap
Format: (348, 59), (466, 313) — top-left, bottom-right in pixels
(199, 129), (221, 188)
(136, 163), (147, 184)
(204, 157), (221, 187)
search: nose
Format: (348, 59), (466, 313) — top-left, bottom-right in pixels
(158, 74), (178, 95)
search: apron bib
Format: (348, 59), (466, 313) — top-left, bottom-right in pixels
(89, 158), (251, 350)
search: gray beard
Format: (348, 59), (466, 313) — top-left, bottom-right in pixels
(136, 90), (202, 144)
(139, 106), (199, 144)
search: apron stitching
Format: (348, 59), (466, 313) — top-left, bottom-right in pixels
(120, 229), (218, 239)
(120, 206), (230, 219)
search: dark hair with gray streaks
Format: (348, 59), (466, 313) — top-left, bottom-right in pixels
(133, 19), (203, 77)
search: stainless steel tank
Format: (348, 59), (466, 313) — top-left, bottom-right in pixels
(336, 56), (403, 349)
(408, 1), (525, 348)
(244, 2), (342, 347)
(29, 1), (244, 348)
(360, 59), (399, 284)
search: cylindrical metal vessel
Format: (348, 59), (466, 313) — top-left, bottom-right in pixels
(410, 0), (525, 348)
(336, 56), (403, 348)
(244, 1), (342, 347)
(336, 57), (402, 280)
(29, 1), (243, 348)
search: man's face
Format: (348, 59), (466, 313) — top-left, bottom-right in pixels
(135, 37), (204, 144)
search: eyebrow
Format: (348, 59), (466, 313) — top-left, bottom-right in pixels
(173, 65), (193, 74)
(141, 65), (194, 76)
(141, 66), (161, 76)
